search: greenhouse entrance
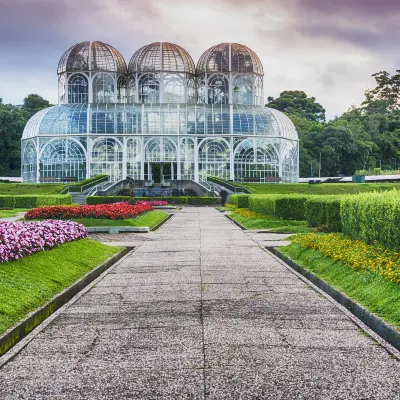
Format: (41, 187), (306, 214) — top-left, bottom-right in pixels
(145, 162), (177, 183)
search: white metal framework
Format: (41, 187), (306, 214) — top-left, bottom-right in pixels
(22, 41), (299, 183)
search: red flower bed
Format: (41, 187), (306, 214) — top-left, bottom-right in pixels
(25, 203), (153, 220)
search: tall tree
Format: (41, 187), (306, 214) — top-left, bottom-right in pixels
(266, 90), (326, 123)
(22, 94), (52, 118)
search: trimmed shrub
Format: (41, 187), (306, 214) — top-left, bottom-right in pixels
(305, 196), (342, 231)
(86, 196), (130, 205)
(341, 190), (400, 250)
(275, 196), (309, 220)
(248, 194), (278, 216)
(187, 197), (219, 205)
(0, 196), (15, 209)
(237, 195), (249, 208)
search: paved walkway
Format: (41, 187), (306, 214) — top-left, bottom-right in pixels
(1, 208), (400, 399)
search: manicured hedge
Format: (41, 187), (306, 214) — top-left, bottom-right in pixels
(0, 195), (72, 209)
(248, 194), (279, 216)
(275, 196), (309, 220)
(341, 190), (400, 250)
(237, 195), (249, 208)
(305, 196), (342, 232)
(86, 196), (219, 206)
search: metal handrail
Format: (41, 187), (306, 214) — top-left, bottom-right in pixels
(59, 175), (109, 195)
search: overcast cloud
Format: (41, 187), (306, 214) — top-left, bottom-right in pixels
(0, 0), (399, 119)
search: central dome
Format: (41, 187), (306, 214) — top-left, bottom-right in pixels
(128, 42), (196, 74)
(57, 41), (127, 74)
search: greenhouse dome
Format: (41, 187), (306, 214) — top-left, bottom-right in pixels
(22, 41), (299, 184)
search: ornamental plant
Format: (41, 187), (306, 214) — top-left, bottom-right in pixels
(0, 220), (87, 263)
(25, 203), (153, 220)
(292, 233), (400, 284)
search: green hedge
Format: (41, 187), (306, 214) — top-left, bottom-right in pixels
(86, 196), (219, 205)
(237, 195), (249, 208)
(341, 191), (400, 250)
(0, 195), (72, 209)
(275, 196), (309, 220)
(248, 194), (279, 216)
(305, 196), (342, 232)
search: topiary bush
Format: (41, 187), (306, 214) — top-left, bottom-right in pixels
(237, 195), (249, 208)
(0, 195), (72, 209)
(305, 196), (342, 231)
(341, 190), (400, 250)
(275, 195), (309, 220)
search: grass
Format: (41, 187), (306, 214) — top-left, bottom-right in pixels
(242, 182), (400, 195)
(0, 239), (121, 335)
(0, 183), (68, 195)
(229, 210), (312, 233)
(24, 211), (170, 230)
(0, 208), (29, 218)
(280, 243), (400, 331)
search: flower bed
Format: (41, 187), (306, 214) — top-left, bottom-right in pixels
(25, 203), (153, 220)
(136, 200), (168, 206)
(292, 233), (400, 284)
(0, 220), (87, 263)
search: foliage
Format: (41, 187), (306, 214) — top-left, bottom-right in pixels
(266, 90), (326, 122)
(25, 203), (152, 220)
(305, 196), (343, 232)
(341, 190), (400, 251)
(237, 195), (249, 208)
(0, 95), (52, 176)
(292, 233), (400, 285)
(280, 243), (400, 330)
(0, 220), (87, 263)
(0, 195), (72, 209)
(0, 239), (120, 335)
(247, 194), (311, 220)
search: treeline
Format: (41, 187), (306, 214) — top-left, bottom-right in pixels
(0, 95), (51, 176)
(267, 71), (400, 177)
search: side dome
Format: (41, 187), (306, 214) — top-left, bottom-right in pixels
(57, 41), (127, 74)
(128, 42), (195, 74)
(196, 43), (264, 75)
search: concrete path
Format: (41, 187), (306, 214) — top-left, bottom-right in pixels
(1, 207), (399, 399)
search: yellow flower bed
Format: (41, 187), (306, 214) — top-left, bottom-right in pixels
(233, 208), (266, 219)
(293, 233), (400, 284)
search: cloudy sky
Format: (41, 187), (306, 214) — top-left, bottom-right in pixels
(1, 0), (399, 119)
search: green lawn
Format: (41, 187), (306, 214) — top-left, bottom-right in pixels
(26, 210), (170, 230)
(242, 183), (400, 195)
(0, 183), (67, 195)
(280, 243), (400, 331)
(0, 239), (121, 335)
(0, 208), (29, 218)
(229, 211), (312, 233)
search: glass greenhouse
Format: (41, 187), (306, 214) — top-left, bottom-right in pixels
(22, 41), (299, 183)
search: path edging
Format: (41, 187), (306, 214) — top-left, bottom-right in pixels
(267, 246), (400, 353)
(225, 214), (247, 230)
(0, 247), (130, 358)
(151, 213), (174, 231)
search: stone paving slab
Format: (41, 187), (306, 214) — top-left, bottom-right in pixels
(1, 207), (400, 399)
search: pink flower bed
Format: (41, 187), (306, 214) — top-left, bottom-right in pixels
(136, 200), (168, 206)
(0, 220), (87, 263)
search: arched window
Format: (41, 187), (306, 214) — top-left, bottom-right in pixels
(232, 75), (253, 105)
(163, 74), (185, 103)
(117, 76), (127, 103)
(59, 75), (66, 104)
(91, 138), (123, 181)
(40, 139), (86, 181)
(198, 138), (230, 179)
(128, 76), (137, 103)
(68, 73), (88, 103)
(187, 77), (196, 103)
(207, 75), (229, 104)
(22, 141), (37, 182)
(255, 75), (264, 106)
(197, 75), (206, 104)
(139, 74), (160, 103)
(92, 73), (115, 103)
